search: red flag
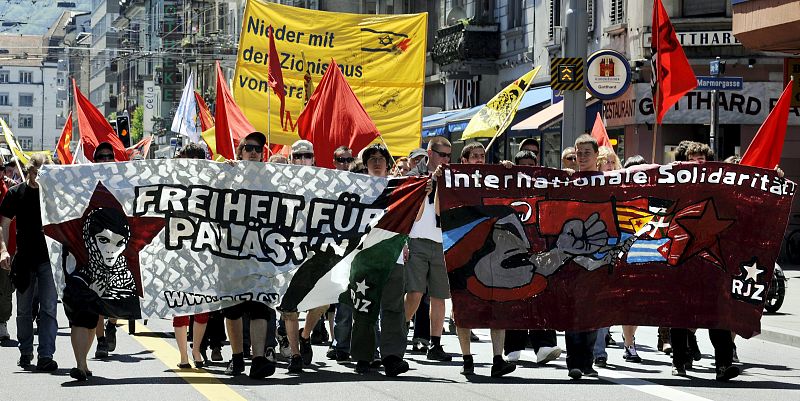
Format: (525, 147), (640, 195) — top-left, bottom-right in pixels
(194, 91), (214, 132)
(126, 136), (153, 159)
(590, 112), (612, 150)
(56, 111), (74, 164)
(73, 79), (129, 162)
(268, 26), (287, 124)
(741, 80), (794, 169)
(651, 0), (696, 124)
(297, 59), (379, 169)
(214, 62), (256, 160)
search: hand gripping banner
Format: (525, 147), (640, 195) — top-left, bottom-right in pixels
(438, 163), (795, 338)
(39, 160), (426, 320)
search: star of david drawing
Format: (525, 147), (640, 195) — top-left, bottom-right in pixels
(378, 35), (393, 45)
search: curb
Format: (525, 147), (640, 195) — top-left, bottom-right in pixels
(757, 326), (800, 348)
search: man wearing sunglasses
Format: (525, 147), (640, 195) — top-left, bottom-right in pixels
(333, 146), (354, 171)
(404, 136), (452, 362)
(519, 138), (540, 166)
(222, 131), (279, 380)
(290, 140), (315, 166)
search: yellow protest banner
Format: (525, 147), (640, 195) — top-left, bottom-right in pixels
(234, 0), (427, 157)
(462, 66), (542, 140)
(0, 117), (30, 165)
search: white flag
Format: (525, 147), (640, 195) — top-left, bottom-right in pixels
(170, 72), (199, 143)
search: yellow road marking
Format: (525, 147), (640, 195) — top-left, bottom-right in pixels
(121, 321), (246, 401)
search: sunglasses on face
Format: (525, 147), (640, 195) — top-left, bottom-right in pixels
(565, 156), (577, 161)
(95, 154), (114, 161)
(431, 149), (451, 159)
(335, 156), (354, 164)
(243, 144), (263, 153)
(293, 153), (314, 160)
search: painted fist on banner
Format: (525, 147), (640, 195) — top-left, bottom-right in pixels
(557, 212), (609, 256)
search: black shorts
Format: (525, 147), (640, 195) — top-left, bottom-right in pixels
(62, 276), (101, 329)
(222, 301), (274, 320)
(65, 307), (99, 329)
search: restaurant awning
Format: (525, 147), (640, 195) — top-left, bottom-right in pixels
(511, 93), (597, 131)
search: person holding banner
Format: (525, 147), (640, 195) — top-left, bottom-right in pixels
(453, 142), (516, 378)
(404, 136), (453, 363)
(349, 144), (410, 377)
(172, 144), (210, 370)
(0, 154), (59, 373)
(221, 131), (278, 380)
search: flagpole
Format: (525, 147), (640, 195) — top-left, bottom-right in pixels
(652, 85), (660, 163)
(377, 133), (393, 156)
(267, 87), (272, 156)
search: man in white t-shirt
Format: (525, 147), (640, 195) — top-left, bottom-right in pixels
(404, 136), (452, 362)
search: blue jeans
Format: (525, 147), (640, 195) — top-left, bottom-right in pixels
(593, 327), (609, 359)
(16, 261), (58, 359)
(332, 303), (353, 353)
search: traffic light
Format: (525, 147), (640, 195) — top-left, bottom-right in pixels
(116, 115), (131, 147)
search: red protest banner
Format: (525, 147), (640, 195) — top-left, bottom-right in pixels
(438, 163), (795, 338)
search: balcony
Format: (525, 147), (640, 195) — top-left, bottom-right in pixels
(431, 20), (500, 75)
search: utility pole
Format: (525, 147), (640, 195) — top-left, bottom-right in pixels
(562, 0), (588, 151)
(709, 57), (723, 158)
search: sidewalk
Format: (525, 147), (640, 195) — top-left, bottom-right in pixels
(757, 263), (800, 347)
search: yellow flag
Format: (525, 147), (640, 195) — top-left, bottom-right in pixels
(234, 0), (427, 157)
(0, 117), (30, 165)
(461, 66), (541, 140)
(200, 127), (227, 162)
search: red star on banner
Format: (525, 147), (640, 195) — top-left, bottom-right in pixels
(43, 182), (165, 296)
(667, 199), (734, 267)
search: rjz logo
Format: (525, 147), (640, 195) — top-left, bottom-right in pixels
(731, 258), (767, 304)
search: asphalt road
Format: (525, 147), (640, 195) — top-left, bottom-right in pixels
(1, 301), (799, 401)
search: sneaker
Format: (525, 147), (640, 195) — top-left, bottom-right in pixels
(35, 357), (58, 372)
(448, 319), (456, 335)
(661, 342), (673, 355)
(506, 350), (522, 362)
(249, 355), (276, 379)
(224, 358), (245, 375)
(672, 365), (688, 377)
(299, 333), (313, 366)
(732, 348), (740, 363)
(684, 360), (693, 370)
(583, 367), (599, 377)
(211, 347), (223, 362)
(605, 333), (616, 346)
(383, 355), (409, 377)
(568, 368), (583, 380)
(0, 321), (10, 341)
(623, 344), (642, 363)
(288, 354), (303, 373)
(490, 359), (516, 378)
(715, 365), (740, 382)
(535, 346), (562, 364)
(310, 326), (329, 345)
(370, 359), (382, 369)
(469, 331), (479, 342)
(69, 367), (88, 381)
(326, 347), (337, 360)
(355, 360), (370, 374)
(594, 356), (607, 368)
(460, 356), (474, 376)
(18, 354), (33, 367)
(95, 338), (109, 358)
(278, 334), (292, 359)
(411, 338), (428, 354)
(105, 321), (117, 352)
(426, 345), (452, 362)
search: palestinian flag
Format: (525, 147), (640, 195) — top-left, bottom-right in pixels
(279, 176), (428, 320)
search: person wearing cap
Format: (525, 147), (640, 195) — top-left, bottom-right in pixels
(347, 144), (409, 376)
(407, 148), (427, 172)
(290, 140), (315, 166)
(221, 131), (279, 379)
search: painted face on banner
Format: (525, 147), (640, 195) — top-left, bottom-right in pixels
(576, 144), (598, 172)
(94, 228), (128, 267)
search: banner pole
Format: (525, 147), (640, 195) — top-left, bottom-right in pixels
(377, 133), (393, 156)
(652, 85), (660, 163)
(267, 87), (272, 155)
